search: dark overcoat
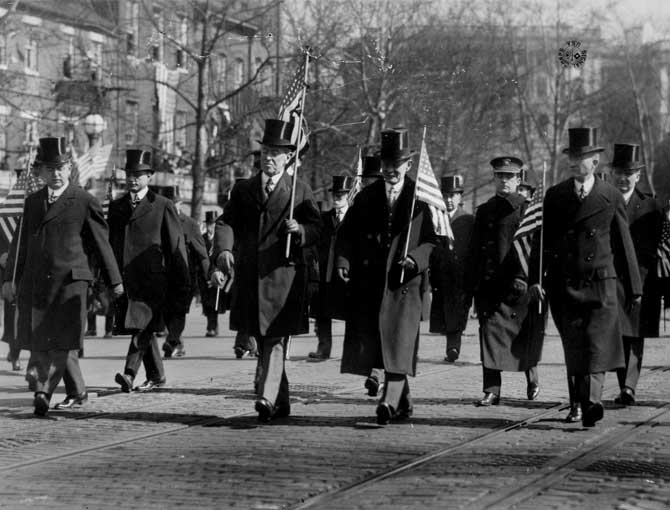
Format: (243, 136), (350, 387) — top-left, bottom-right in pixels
(213, 171), (321, 337)
(309, 208), (348, 321)
(180, 211), (210, 308)
(107, 190), (190, 331)
(8, 185), (121, 351)
(468, 193), (544, 371)
(615, 189), (663, 338)
(429, 207), (474, 334)
(531, 177), (642, 373)
(336, 178), (437, 377)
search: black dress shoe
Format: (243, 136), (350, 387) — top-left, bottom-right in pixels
(527, 383), (540, 401)
(255, 398), (275, 422)
(11, 358), (21, 371)
(173, 345), (186, 358)
(55, 392), (88, 409)
(84, 330), (97, 337)
(376, 402), (395, 425)
(162, 343), (174, 359)
(234, 347), (253, 359)
(115, 372), (134, 393)
(476, 392), (500, 407)
(364, 375), (381, 397)
(444, 348), (459, 363)
(565, 405), (582, 423)
(33, 392), (50, 417)
(614, 387), (636, 406)
(582, 402), (604, 427)
(395, 397), (414, 420)
(205, 329), (218, 337)
(136, 378), (166, 392)
(274, 402), (291, 419)
(308, 351), (329, 361)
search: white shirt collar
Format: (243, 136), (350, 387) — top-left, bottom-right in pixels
(131, 187), (149, 201)
(622, 188), (635, 204)
(385, 179), (404, 195)
(262, 171), (284, 187)
(48, 182), (68, 198)
(574, 174), (595, 196)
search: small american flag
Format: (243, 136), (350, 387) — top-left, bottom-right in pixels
(72, 143), (113, 186)
(415, 138), (453, 241)
(278, 59), (309, 168)
(657, 216), (670, 278)
(512, 179), (544, 277)
(0, 164), (44, 246)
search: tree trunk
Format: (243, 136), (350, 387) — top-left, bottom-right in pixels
(191, 19), (209, 221)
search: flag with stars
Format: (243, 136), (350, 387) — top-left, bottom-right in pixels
(512, 178), (544, 277)
(0, 163), (44, 250)
(278, 59), (309, 169)
(657, 216), (670, 278)
(415, 138), (453, 241)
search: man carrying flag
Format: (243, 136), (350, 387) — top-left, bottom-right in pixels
(336, 128), (437, 425)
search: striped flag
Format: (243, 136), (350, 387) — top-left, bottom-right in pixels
(347, 148), (363, 206)
(278, 59), (309, 170)
(73, 143), (113, 186)
(415, 138), (453, 241)
(657, 216), (670, 278)
(512, 179), (544, 277)
(101, 177), (114, 218)
(0, 166), (43, 247)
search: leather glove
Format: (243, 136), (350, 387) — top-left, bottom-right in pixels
(337, 267), (350, 283)
(511, 278), (528, 298)
(397, 256), (417, 272)
(528, 284), (545, 302)
(217, 250), (234, 276)
(211, 269), (226, 288)
(1, 281), (15, 302)
(111, 283), (124, 298)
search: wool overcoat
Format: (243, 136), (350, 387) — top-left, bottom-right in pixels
(213, 171), (321, 337)
(9, 184), (121, 351)
(336, 178), (437, 377)
(531, 177), (642, 373)
(180, 211), (210, 308)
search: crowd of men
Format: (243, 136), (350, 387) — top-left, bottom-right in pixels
(0, 121), (667, 429)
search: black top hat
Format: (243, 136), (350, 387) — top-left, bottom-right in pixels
(34, 137), (71, 166)
(125, 149), (153, 173)
(490, 156), (523, 173)
(380, 128), (415, 162)
(205, 211), (217, 224)
(441, 175), (464, 193)
(329, 175), (354, 193)
(562, 127), (604, 156)
(258, 119), (296, 150)
(610, 143), (644, 172)
(361, 155), (382, 178)
(518, 169), (536, 190)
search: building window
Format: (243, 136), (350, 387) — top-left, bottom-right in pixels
(175, 110), (187, 148)
(25, 39), (38, 72)
(24, 119), (38, 146)
(125, 100), (138, 145)
(176, 15), (187, 68)
(126, 0), (139, 56)
(233, 57), (244, 89)
(151, 7), (163, 62)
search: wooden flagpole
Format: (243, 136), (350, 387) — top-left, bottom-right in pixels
(537, 161), (546, 314)
(285, 49), (311, 260)
(399, 126), (425, 284)
(11, 146), (34, 289)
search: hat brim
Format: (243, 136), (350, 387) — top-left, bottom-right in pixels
(562, 146), (605, 156)
(35, 156), (71, 166)
(258, 139), (297, 151)
(610, 162), (645, 172)
(125, 166), (154, 174)
(380, 151), (416, 163)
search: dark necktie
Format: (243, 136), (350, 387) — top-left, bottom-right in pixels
(578, 185), (586, 201)
(48, 191), (57, 204)
(131, 194), (141, 208)
(265, 179), (275, 201)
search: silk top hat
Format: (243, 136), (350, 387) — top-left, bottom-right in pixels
(361, 155), (382, 178)
(490, 156), (523, 174)
(610, 143), (644, 172)
(205, 211), (217, 224)
(329, 175), (353, 193)
(125, 149), (153, 173)
(562, 127), (604, 156)
(441, 174), (464, 193)
(380, 128), (415, 162)
(518, 169), (536, 190)
(259, 119), (296, 150)
(35, 137), (71, 166)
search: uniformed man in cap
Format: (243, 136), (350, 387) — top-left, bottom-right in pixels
(468, 157), (542, 407)
(529, 128), (642, 426)
(308, 175), (353, 360)
(2, 137), (123, 416)
(211, 119), (321, 422)
(109, 150), (189, 393)
(336, 128), (437, 425)
(429, 174), (474, 362)
(610, 143), (662, 405)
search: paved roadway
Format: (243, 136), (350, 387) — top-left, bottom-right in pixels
(1, 309), (670, 509)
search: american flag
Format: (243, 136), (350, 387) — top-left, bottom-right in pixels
(657, 216), (670, 278)
(0, 165), (43, 247)
(415, 138), (453, 241)
(512, 179), (544, 277)
(72, 143), (113, 186)
(347, 148), (363, 206)
(278, 58), (309, 169)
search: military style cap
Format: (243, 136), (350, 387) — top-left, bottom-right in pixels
(490, 156), (523, 174)
(258, 119), (296, 150)
(329, 175), (354, 193)
(361, 155), (383, 178)
(380, 128), (415, 162)
(610, 143), (644, 173)
(562, 127), (604, 156)
(125, 149), (153, 173)
(34, 137), (71, 166)
(441, 174), (464, 193)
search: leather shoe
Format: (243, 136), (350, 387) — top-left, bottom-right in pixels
(255, 398), (275, 422)
(614, 387), (635, 406)
(33, 392), (50, 417)
(308, 351), (329, 361)
(162, 343), (174, 359)
(136, 378), (166, 392)
(476, 392), (500, 407)
(205, 329), (218, 337)
(565, 405), (582, 423)
(115, 372), (134, 393)
(376, 402), (395, 425)
(527, 382), (540, 401)
(173, 345), (186, 358)
(103, 331), (114, 339)
(444, 348), (459, 363)
(274, 402), (291, 419)
(84, 329), (97, 337)
(364, 375), (381, 397)
(395, 393), (414, 420)
(582, 402), (604, 427)
(234, 347), (253, 359)
(55, 392), (88, 409)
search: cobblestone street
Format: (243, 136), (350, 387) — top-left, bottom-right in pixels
(1, 312), (670, 509)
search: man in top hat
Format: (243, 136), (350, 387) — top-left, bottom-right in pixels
(610, 143), (663, 406)
(1, 137), (123, 416)
(467, 156), (543, 407)
(201, 210), (221, 336)
(308, 175), (353, 360)
(154, 186), (210, 358)
(108, 150), (189, 393)
(517, 169), (536, 202)
(211, 119), (321, 422)
(529, 128), (641, 427)
(336, 128), (437, 425)
(360, 155), (383, 188)
(429, 173), (474, 362)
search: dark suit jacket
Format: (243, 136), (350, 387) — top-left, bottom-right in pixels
(7, 184), (121, 350)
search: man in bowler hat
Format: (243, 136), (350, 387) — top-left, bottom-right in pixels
(610, 143), (662, 405)
(108, 150), (189, 393)
(211, 119), (321, 422)
(429, 173), (474, 362)
(529, 128), (642, 426)
(337, 128), (437, 425)
(2, 137), (123, 415)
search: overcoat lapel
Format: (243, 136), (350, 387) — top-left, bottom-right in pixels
(40, 184), (76, 225)
(573, 177), (610, 224)
(130, 190), (154, 221)
(626, 191), (641, 224)
(247, 172), (264, 210)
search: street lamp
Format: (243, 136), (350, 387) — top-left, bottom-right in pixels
(83, 113), (106, 150)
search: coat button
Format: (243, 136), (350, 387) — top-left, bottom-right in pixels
(585, 254), (594, 261)
(511, 312), (517, 318)
(401, 289), (407, 294)
(587, 229), (595, 238)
